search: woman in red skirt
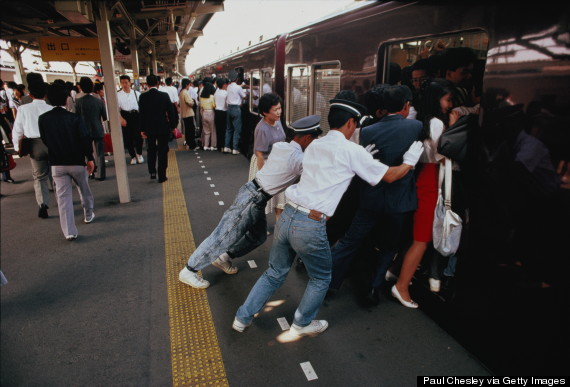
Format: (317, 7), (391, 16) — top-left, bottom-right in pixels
(391, 79), (459, 308)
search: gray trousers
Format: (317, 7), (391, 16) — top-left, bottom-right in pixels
(28, 138), (51, 207)
(52, 165), (94, 237)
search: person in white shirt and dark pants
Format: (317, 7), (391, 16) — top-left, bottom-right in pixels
(117, 75), (143, 165)
(224, 70), (246, 154)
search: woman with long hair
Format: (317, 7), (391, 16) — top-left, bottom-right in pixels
(390, 79), (459, 308)
(199, 81), (217, 150)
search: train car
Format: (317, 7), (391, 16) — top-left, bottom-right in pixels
(193, 1), (570, 374)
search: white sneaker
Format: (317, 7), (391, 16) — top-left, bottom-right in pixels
(130, 157), (137, 165)
(65, 234), (78, 241)
(137, 154), (144, 163)
(84, 212), (95, 224)
(211, 147), (217, 151)
(429, 278), (441, 293)
(290, 320), (328, 337)
(232, 150), (240, 155)
(179, 267), (210, 289)
(212, 256), (238, 274)
(232, 317), (251, 332)
(223, 147), (231, 153)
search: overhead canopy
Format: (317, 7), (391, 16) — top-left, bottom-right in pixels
(0, 0), (224, 77)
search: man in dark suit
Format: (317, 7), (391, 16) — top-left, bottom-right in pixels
(139, 74), (176, 183)
(75, 77), (107, 180)
(329, 85), (423, 305)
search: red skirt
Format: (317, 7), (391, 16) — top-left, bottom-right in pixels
(413, 163), (439, 242)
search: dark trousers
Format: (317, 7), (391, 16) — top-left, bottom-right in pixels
(330, 207), (411, 290)
(182, 116), (196, 149)
(92, 137), (105, 179)
(214, 109), (227, 151)
(120, 110), (143, 158)
(146, 133), (169, 179)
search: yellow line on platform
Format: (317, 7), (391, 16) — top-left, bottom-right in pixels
(163, 150), (229, 387)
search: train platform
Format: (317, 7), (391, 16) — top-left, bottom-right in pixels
(1, 141), (490, 386)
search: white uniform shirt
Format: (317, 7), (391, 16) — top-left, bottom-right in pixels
(286, 130), (388, 216)
(227, 82), (246, 106)
(160, 85), (179, 104)
(11, 99), (53, 151)
(214, 89), (228, 111)
(117, 89), (140, 112)
(256, 141), (303, 196)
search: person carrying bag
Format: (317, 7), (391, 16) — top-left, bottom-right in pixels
(433, 157), (462, 256)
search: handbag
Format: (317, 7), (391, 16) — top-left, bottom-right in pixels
(103, 132), (113, 153)
(173, 127), (182, 139)
(18, 135), (33, 157)
(432, 158), (462, 256)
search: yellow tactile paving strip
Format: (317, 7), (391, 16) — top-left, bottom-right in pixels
(163, 150), (229, 387)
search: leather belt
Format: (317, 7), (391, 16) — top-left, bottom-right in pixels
(251, 179), (272, 200)
(286, 201), (328, 221)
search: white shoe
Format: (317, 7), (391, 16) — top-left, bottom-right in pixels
(84, 212), (95, 224)
(223, 147), (231, 153)
(193, 146), (200, 151)
(130, 157), (137, 165)
(211, 147), (217, 151)
(232, 150), (240, 155)
(290, 320), (328, 337)
(232, 317), (251, 332)
(212, 256), (238, 274)
(385, 271), (398, 282)
(65, 234), (78, 241)
(179, 267), (210, 289)
(429, 278), (441, 293)
(137, 154), (144, 163)
(391, 285), (419, 309)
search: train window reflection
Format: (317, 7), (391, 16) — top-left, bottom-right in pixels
(313, 62), (340, 135)
(261, 69), (273, 96)
(287, 65), (309, 125)
(250, 70), (261, 114)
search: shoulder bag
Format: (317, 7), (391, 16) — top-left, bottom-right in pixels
(432, 158), (463, 256)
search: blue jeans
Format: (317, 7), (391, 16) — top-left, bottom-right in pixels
(186, 181), (268, 271)
(225, 105), (242, 150)
(236, 204), (331, 327)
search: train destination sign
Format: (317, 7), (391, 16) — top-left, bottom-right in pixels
(39, 37), (101, 61)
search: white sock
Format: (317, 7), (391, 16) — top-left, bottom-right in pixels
(218, 252), (230, 262)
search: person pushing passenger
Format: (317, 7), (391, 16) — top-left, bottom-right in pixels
(233, 97), (424, 337)
(179, 115), (323, 289)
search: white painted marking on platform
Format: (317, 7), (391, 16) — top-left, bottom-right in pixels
(199, 160), (203, 163)
(277, 317), (290, 331)
(197, 156), (200, 158)
(210, 184), (215, 187)
(300, 362), (318, 381)
(206, 177), (211, 181)
(218, 201), (224, 206)
(204, 171), (208, 174)
(214, 192), (219, 196)
(201, 165), (205, 168)
(248, 260), (257, 269)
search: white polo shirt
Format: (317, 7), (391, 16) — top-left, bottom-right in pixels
(285, 130), (388, 217)
(227, 82), (246, 106)
(256, 141), (303, 196)
(159, 85), (179, 104)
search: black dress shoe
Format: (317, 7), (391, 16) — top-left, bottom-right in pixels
(38, 204), (49, 219)
(362, 288), (381, 307)
(150, 174), (156, 179)
(158, 176), (168, 183)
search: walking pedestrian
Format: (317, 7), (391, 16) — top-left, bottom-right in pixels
(117, 75), (144, 165)
(39, 82), (95, 240)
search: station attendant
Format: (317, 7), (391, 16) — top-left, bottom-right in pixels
(179, 115), (322, 289)
(233, 99), (424, 337)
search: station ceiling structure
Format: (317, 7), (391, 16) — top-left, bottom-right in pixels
(0, 0), (225, 77)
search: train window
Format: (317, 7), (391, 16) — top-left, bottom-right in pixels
(313, 62), (341, 135)
(287, 65), (309, 125)
(261, 69), (273, 96)
(250, 70), (261, 114)
(379, 30), (489, 88)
